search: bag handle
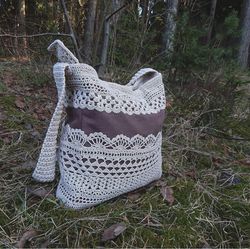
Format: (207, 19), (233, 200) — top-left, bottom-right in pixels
(32, 63), (69, 182)
(127, 68), (158, 90)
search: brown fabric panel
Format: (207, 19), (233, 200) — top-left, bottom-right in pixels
(66, 107), (165, 138)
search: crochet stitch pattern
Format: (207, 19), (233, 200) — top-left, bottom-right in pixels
(32, 40), (166, 209)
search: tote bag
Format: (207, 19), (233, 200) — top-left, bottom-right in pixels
(32, 40), (166, 209)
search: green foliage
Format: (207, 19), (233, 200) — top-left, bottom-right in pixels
(173, 12), (209, 70)
(224, 10), (240, 37)
(111, 6), (159, 70)
(171, 11), (240, 77)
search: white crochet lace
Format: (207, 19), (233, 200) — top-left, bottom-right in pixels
(64, 65), (166, 115)
(32, 40), (165, 209)
(32, 63), (68, 182)
(57, 125), (162, 209)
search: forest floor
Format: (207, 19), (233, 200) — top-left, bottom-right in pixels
(0, 60), (250, 248)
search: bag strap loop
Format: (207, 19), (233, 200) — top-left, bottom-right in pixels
(127, 68), (158, 90)
(48, 39), (79, 64)
(32, 63), (69, 182)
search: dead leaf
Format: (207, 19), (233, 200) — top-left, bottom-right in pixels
(3, 136), (11, 144)
(212, 157), (224, 165)
(166, 100), (173, 108)
(155, 179), (168, 187)
(38, 114), (47, 121)
(238, 158), (250, 166)
(34, 106), (44, 114)
(160, 186), (174, 206)
(168, 169), (182, 178)
(32, 113), (39, 119)
(127, 192), (141, 201)
(122, 216), (129, 223)
(101, 223), (126, 242)
(15, 97), (25, 109)
(16, 229), (38, 248)
(27, 187), (54, 198)
(185, 169), (197, 180)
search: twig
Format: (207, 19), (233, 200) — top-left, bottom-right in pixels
(0, 131), (21, 136)
(99, 0), (132, 76)
(106, 1), (131, 22)
(59, 0), (82, 62)
(203, 131), (250, 141)
(198, 108), (222, 116)
(0, 33), (71, 38)
(172, 146), (221, 158)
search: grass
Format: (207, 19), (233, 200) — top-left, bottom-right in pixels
(0, 61), (250, 248)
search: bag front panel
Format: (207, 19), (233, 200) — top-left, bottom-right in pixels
(57, 124), (162, 209)
(56, 64), (166, 208)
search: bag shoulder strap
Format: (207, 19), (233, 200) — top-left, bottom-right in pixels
(33, 40), (79, 182)
(32, 63), (68, 182)
(48, 39), (79, 64)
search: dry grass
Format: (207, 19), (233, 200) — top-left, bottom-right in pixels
(0, 61), (250, 248)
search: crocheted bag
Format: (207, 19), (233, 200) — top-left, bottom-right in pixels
(32, 40), (166, 209)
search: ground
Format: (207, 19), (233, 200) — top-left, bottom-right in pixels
(0, 60), (249, 248)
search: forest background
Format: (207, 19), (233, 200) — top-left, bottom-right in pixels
(0, 0), (250, 248)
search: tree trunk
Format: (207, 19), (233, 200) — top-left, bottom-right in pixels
(15, 0), (27, 52)
(162, 0), (179, 56)
(141, 0), (149, 25)
(98, 18), (111, 77)
(238, 0), (250, 68)
(98, 0), (129, 77)
(207, 0), (217, 43)
(93, 0), (105, 62)
(25, 0), (36, 35)
(100, 0), (122, 69)
(17, 0), (26, 34)
(81, 0), (98, 64)
(60, 0), (82, 62)
(52, 0), (58, 22)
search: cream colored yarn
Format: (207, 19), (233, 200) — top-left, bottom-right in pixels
(32, 40), (166, 209)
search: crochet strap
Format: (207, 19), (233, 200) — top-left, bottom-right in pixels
(32, 63), (69, 182)
(48, 39), (79, 64)
(127, 68), (158, 89)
